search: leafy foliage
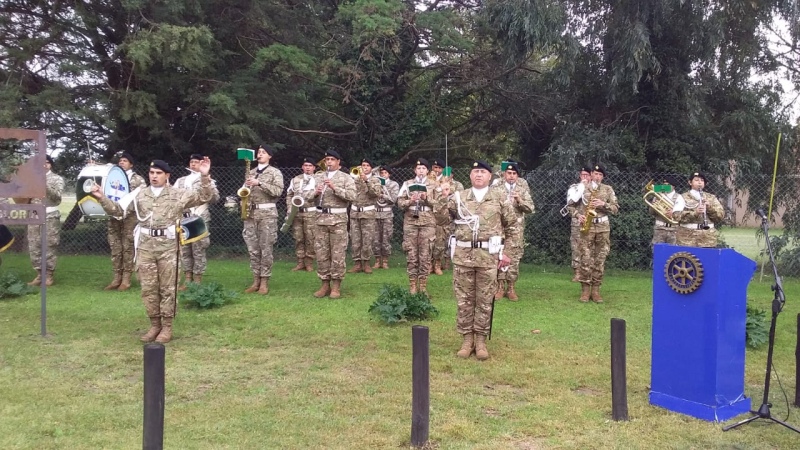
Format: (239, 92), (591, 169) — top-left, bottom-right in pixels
(0, 272), (36, 299)
(745, 304), (768, 350)
(368, 284), (438, 325)
(181, 281), (237, 310)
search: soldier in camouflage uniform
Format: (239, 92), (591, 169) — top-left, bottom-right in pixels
(442, 160), (516, 361)
(398, 158), (439, 295)
(565, 166), (591, 282)
(492, 162), (534, 301)
(286, 157), (319, 271)
(348, 158), (382, 274)
(92, 158), (216, 344)
(430, 159), (463, 275)
(674, 172), (725, 247)
(569, 164), (619, 303)
(174, 154), (220, 290)
(242, 145), (284, 295)
(649, 181), (684, 249)
(27, 155), (65, 287)
(312, 149), (356, 299)
(105, 152), (146, 291)
(372, 166), (399, 269)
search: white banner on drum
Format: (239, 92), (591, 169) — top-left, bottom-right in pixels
(76, 164), (131, 218)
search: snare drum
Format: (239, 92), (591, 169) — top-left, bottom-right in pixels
(0, 225), (14, 253)
(75, 164), (131, 218)
(178, 216), (209, 245)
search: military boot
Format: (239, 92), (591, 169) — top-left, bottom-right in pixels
(409, 277), (418, 294)
(373, 257), (382, 269)
(313, 280), (331, 298)
(291, 258), (305, 271)
(45, 271), (54, 287)
(193, 274), (202, 284)
(475, 334), (490, 361)
(434, 260), (443, 276)
(258, 277), (269, 295)
(104, 272), (123, 290)
(579, 283), (591, 303)
(381, 258), (389, 269)
(418, 277), (430, 297)
(140, 317), (162, 343)
(507, 282), (519, 301)
(591, 284), (603, 303)
(244, 275), (260, 293)
(571, 268), (580, 283)
(155, 317), (173, 344)
(27, 271), (41, 286)
(494, 280), (506, 300)
(442, 258), (450, 271)
(347, 262), (363, 273)
(363, 260), (373, 274)
(118, 272), (132, 291)
(178, 271), (192, 291)
(329, 279), (342, 299)
(304, 257), (315, 272)
(456, 333), (474, 358)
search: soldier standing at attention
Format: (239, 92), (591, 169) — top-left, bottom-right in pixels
(430, 159), (463, 275)
(649, 181), (684, 249)
(27, 154), (65, 287)
(442, 160), (515, 360)
(105, 152), (146, 291)
(286, 157), (319, 272)
(570, 164), (619, 303)
(674, 172), (725, 247)
(565, 166), (591, 282)
(174, 154), (220, 290)
(348, 158), (382, 274)
(312, 149), (356, 299)
(492, 161), (534, 301)
(92, 158), (216, 344)
(242, 145), (284, 295)
(397, 159), (439, 296)
(372, 166), (399, 269)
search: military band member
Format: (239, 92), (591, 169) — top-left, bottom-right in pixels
(492, 162), (534, 301)
(286, 157), (319, 271)
(674, 172), (724, 247)
(348, 158), (382, 274)
(174, 154), (220, 290)
(565, 166), (591, 282)
(27, 155), (65, 287)
(397, 159), (439, 295)
(312, 149), (356, 299)
(242, 145), (284, 295)
(430, 159), (463, 275)
(649, 181), (684, 248)
(372, 166), (399, 269)
(105, 152), (146, 291)
(442, 160), (515, 360)
(92, 158), (216, 344)
(570, 164), (619, 303)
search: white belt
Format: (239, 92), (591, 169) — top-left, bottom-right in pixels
(654, 220), (674, 227)
(318, 207), (348, 214)
(376, 207), (392, 212)
(256, 203), (277, 210)
(351, 205), (376, 212)
(299, 207), (317, 213)
(591, 216), (609, 224)
(140, 227), (170, 237)
(455, 240), (501, 249)
(45, 206), (59, 214)
(680, 223), (715, 230)
(413, 206), (432, 212)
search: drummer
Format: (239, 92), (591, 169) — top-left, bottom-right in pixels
(105, 152), (146, 291)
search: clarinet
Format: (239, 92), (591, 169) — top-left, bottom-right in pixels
(699, 190), (710, 230)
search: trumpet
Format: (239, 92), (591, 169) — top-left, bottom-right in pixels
(350, 166), (362, 177)
(237, 159), (251, 220)
(643, 180), (678, 225)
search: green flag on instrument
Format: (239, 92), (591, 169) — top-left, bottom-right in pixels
(236, 148), (255, 161)
(408, 183), (427, 193)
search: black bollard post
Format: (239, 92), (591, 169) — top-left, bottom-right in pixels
(143, 343), (165, 450)
(795, 314), (800, 408)
(411, 326), (430, 447)
(611, 318), (629, 421)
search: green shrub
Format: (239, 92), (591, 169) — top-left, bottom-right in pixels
(0, 272), (36, 299)
(368, 284), (439, 324)
(746, 304), (768, 349)
(181, 281), (237, 310)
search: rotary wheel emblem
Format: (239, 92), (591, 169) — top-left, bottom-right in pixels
(664, 252), (704, 294)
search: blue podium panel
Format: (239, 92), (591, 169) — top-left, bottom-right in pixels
(650, 244), (756, 422)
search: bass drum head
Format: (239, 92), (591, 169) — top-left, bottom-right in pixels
(0, 224), (14, 253)
(179, 216), (209, 245)
(76, 165), (130, 218)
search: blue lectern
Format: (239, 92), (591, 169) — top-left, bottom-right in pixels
(650, 244), (756, 422)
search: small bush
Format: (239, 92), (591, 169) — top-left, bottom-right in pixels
(746, 304), (768, 349)
(181, 281), (237, 309)
(368, 284), (439, 324)
(0, 272), (36, 299)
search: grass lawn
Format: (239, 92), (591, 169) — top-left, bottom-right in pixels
(1, 253), (799, 449)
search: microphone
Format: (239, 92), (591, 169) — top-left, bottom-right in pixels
(755, 207), (767, 220)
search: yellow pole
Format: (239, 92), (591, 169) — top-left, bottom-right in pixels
(767, 132), (781, 219)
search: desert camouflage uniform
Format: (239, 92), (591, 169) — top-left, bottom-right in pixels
(675, 190), (724, 248)
(569, 183), (619, 285)
(650, 189), (681, 247)
(28, 170), (65, 275)
(286, 173), (319, 262)
(174, 171), (220, 275)
(243, 165), (284, 278)
(373, 178), (399, 258)
(494, 181), (534, 283)
(397, 177), (439, 279)
(349, 173), (382, 264)
(314, 170), (357, 280)
(432, 176), (464, 269)
(98, 177), (216, 318)
(107, 169), (146, 277)
(445, 187), (517, 336)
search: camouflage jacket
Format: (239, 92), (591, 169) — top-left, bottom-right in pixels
(376, 179), (400, 219)
(398, 177), (440, 227)
(173, 171), (220, 223)
(444, 187), (517, 268)
(432, 175), (464, 225)
(567, 182), (619, 232)
(112, 169), (147, 221)
(675, 191), (724, 227)
(31, 171), (65, 218)
(491, 181), (534, 242)
(286, 173), (319, 217)
(247, 165), (284, 219)
(351, 174), (382, 219)
(313, 170), (357, 225)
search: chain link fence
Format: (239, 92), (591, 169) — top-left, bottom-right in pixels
(4, 165), (798, 275)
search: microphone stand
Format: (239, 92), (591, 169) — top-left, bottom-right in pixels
(723, 211), (800, 433)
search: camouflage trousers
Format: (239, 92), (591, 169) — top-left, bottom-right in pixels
(291, 214), (316, 260)
(27, 216), (60, 273)
(315, 221), (348, 280)
(137, 246), (178, 318)
(180, 235), (210, 275)
(432, 223), (449, 261)
(108, 215), (137, 274)
(349, 217), (376, 262)
(676, 227), (719, 248)
(497, 243), (523, 282)
(372, 217), (393, 257)
(570, 223), (581, 269)
(243, 217), (277, 278)
(453, 265), (497, 336)
(578, 229), (611, 285)
(402, 223), (435, 278)
(651, 226), (677, 249)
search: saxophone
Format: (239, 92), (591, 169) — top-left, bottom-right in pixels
(580, 186), (598, 233)
(237, 159), (251, 220)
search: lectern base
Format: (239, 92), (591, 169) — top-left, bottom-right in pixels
(650, 391), (751, 422)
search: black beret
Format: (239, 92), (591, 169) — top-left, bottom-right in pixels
(471, 160), (492, 172)
(505, 163), (520, 174)
(45, 154), (54, 165)
(119, 152), (135, 164)
(592, 164), (606, 175)
(301, 157), (315, 165)
(361, 158), (375, 168)
(431, 159), (445, 168)
(189, 153), (204, 162)
(150, 160), (172, 173)
(689, 171), (706, 183)
(415, 158), (430, 169)
(379, 166), (393, 175)
(580, 166), (592, 173)
(258, 144), (276, 157)
(324, 149), (341, 160)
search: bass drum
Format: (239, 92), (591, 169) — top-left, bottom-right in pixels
(76, 164), (131, 218)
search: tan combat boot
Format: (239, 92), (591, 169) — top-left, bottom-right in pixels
(409, 277), (418, 294)
(442, 258), (450, 271)
(304, 257), (314, 272)
(45, 271), (54, 287)
(507, 282), (519, 301)
(118, 272), (132, 291)
(571, 268), (580, 283)
(140, 317), (162, 343)
(178, 271), (192, 291)
(244, 275), (260, 293)
(313, 280), (331, 298)
(291, 258), (305, 271)
(418, 277), (430, 297)
(363, 261), (373, 274)
(155, 317), (173, 344)
(381, 258), (389, 269)
(104, 272), (123, 290)
(27, 271), (41, 286)
(456, 333), (474, 358)
(347, 262), (363, 273)
(329, 279), (342, 299)
(373, 257), (382, 269)
(258, 277), (269, 295)
(434, 260), (443, 276)
(474, 334), (490, 361)
(193, 274), (202, 284)
(579, 283), (591, 303)
(591, 284), (603, 303)
(494, 280), (505, 300)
